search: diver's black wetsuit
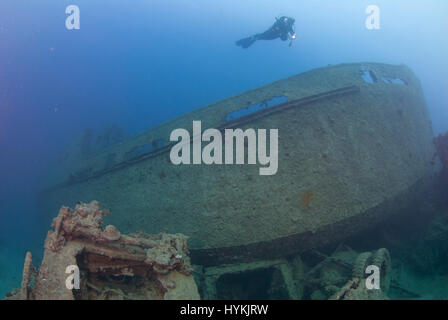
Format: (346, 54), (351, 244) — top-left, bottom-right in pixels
(236, 16), (296, 49)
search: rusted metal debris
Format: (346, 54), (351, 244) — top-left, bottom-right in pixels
(7, 201), (200, 300)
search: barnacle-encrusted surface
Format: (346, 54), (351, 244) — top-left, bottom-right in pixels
(40, 63), (437, 267)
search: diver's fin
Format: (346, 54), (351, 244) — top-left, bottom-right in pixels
(235, 35), (257, 49)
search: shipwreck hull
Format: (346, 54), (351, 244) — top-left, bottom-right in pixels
(40, 63), (436, 267)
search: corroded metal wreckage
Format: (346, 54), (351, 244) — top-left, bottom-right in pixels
(38, 63), (439, 298)
(7, 201), (200, 300)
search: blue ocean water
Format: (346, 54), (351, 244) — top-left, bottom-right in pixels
(0, 0), (447, 298)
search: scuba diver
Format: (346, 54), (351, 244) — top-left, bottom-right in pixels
(236, 16), (296, 49)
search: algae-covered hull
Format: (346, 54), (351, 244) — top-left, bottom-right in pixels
(40, 63), (436, 266)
